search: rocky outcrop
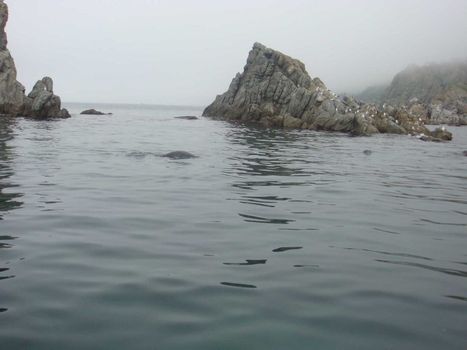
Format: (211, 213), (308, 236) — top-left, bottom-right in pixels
(203, 43), (433, 138)
(0, 1), (69, 119)
(80, 109), (111, 115)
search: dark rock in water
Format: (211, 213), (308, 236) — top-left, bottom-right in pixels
(0, 2), (69, 119)
(419, 135), (441, 142)
(223, 259), (267, 266)
(463, 151), (467, 157)
(220, 282), (257, 289)
(363, 150), (372, 155)
(419, 128), (452, 142)
(203, 42), (434, 138)
(162, 151), (197, 159)
(22, 77), (71, 119)
(294, 264), (320, 268)
(273, 246), (303, 253)
(175, 116), (198, 120)
(80, 109), (110, 115)
(430, 127), (452, 141)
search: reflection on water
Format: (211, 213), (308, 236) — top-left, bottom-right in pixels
(0, 120), (22, 314)
(225, 127), (325, 231)
(223, 259), (267, 266)
(0, 120), (23, 220)
(375, 259), (467, 278)
(238, 213), (295, 224)
(220, 282), (258, 289)
(273, 246), (303, 253)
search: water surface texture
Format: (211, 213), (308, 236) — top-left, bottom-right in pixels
(1, 103), (466, 349)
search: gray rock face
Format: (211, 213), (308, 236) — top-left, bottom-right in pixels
(0, 1), (69, 119)
(203, 43), (432, 137)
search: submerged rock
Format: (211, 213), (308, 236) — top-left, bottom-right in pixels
(0, 1), (69, 119)
(80, 109), (110, 115)
(203, 43), (435, 138)
(162, 151), (197, 159)
(175, 116), (198, 120)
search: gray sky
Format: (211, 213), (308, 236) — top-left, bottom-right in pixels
(7, 0), (467, 106)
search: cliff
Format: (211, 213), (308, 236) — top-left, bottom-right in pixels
(0, 1), (69, 119)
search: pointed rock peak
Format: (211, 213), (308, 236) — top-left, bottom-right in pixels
(246, 42), (310, 82)
(203, 43), (437, 140)
(253, 42), (266, 50)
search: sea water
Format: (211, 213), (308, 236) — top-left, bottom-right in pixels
(0, 103), (466, 349)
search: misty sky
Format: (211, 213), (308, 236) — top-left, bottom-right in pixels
(7, 0), (467, 106)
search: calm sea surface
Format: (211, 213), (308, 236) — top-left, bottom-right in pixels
(0, 103), (466, 349)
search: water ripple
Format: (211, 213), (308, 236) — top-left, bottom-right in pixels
(0, 107), (466, 349)
(376, 259), (467, 278)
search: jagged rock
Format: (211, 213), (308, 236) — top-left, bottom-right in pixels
(80, 109), (109, 115)
(0, 1), (68, 119)
(57, 108), (71, 119)
(203, 43), (435, 138)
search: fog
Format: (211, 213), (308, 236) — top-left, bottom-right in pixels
(7, 0), (467, 106)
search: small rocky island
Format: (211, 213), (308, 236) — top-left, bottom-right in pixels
(203, 43), (452, 141)
(0, 0), (69, 119)
(81, 109), (112, 115)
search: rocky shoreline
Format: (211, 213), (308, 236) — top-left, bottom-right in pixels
(0, 0), (462, 142)
(357, 62), (467, 126)
(0, 1), (69, 119)
(203, 43), (453, 141)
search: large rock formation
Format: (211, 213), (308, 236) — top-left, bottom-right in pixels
(203, 43), (433, 137)
(0, 1), (69, 119)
